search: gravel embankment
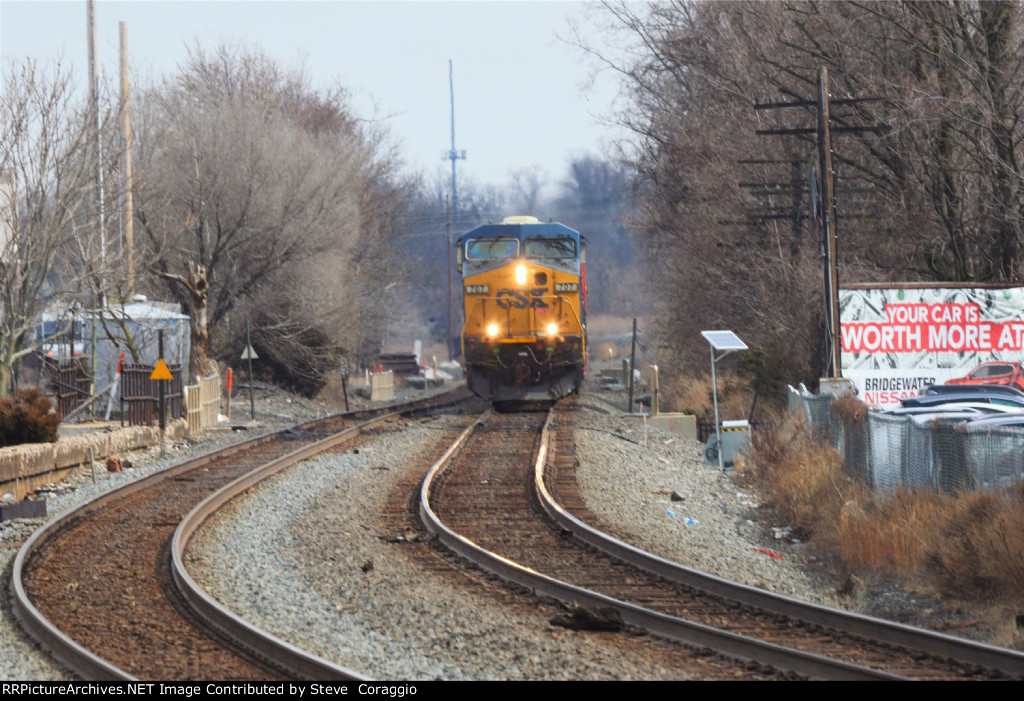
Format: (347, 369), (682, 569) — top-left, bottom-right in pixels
(570, 396), (844, 607)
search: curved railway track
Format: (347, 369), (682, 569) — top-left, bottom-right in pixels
(420, 399), (1024, 681)
(11, 389), (472, 680)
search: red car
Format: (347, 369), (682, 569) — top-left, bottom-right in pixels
(947, 361), (1024, 392)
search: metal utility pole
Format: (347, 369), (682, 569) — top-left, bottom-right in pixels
(443, 60), (466, 363)
(445, 60), (467, 221)
(628, 318), (638, 412)
(446, 195), (454, 362)
(120, 21), (135, 297)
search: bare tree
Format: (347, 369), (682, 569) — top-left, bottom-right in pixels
(579, 1), (1024, 388)
(0, 59), (113, 396)
(133, 45), (395, 382)
(507, 167), (549, 214)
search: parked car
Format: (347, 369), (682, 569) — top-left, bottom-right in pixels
(881, 403), (1022, 417)
(961, 412), (1024, 428)
(957, 413), (1024, 489)
(900, 392), (1024, 409)
(920, 382), (1024, 399)
(946, 361), (1024, 392)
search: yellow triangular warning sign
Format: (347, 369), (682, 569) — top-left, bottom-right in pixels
(150, 359), (173, 381)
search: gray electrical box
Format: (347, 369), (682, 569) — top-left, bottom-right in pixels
(704, 420), (751, 467)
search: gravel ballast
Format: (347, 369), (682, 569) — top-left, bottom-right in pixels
(186, 415), (732, 680)
(2, 384), (1016, 680)
(184, 394), (855, 680)
(570, 396), (844, 607)
(0, 387), (376, 681)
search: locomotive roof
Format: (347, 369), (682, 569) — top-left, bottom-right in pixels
(460, 220), (581, 243)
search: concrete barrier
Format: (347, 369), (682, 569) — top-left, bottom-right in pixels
(0, 418), (188, 500)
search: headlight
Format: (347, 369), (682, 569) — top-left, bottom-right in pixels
(515, 264), (528, 286)
(546, 323), (559, 337)
(487, 323), (500, 338)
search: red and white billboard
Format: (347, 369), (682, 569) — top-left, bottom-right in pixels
(840, 285), (1024, 406)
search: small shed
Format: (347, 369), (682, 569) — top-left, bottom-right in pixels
(37, 296), (192, 389)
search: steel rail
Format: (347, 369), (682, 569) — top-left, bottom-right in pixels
(11, 388), (471, 680)
(536, 411), (1024, 678)
(11, 431), (284, 680)
(170, 416), (404, 681)
(418, 409), (903, 680)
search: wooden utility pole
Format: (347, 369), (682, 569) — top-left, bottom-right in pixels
(120, 21), (135, 297)
(86, 0), (106, 276)
(752, 67), (888, 379)
(817, 67), (841, 379)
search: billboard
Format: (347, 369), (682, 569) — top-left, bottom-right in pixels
(840, 285), (1024, 406)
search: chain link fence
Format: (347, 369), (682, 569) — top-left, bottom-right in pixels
(789, 384), (1024, 493)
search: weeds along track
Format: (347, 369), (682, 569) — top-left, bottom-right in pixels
(12, 389), (472, 681)
(422, 399), (1024, 680)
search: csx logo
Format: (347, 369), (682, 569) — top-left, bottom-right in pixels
(496, 288), (549, 309)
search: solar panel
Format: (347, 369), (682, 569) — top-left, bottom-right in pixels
(701, 330), (747, 351)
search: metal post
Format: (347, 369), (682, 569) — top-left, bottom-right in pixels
(446, 195), (454, 362)
(69, 307), (76, 361)
(246, 319), (255, 420)
(652, 364), (660, 417)
(710, 343), (723, 471)
(158, 329), (166, 456)
(628, 318), (637, 412)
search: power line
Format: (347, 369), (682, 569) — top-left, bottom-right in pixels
(752, 68), (888, 378)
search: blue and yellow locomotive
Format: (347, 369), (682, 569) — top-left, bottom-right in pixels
(456, 216), (587, 403)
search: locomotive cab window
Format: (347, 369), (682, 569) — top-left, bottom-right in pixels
(466, 238), (519, 259)
(524, 237), (576, 259)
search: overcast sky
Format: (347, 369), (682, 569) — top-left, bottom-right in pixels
(1, 1), (629, 193)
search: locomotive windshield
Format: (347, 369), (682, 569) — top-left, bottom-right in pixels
(524, 237), (576, 259)
(466, 238), (519, 259)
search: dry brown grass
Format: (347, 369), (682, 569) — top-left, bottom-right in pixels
(925, 485), (1024, 601)
(748, 412), (854, 546)
(587, 314), (642, 337)
(836, 489), (944, 583)
(750, 412), (1024, 608)
(662, 370), (751, 422)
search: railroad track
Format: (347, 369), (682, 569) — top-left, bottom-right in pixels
(420, 399), (1024, 680)
(11, 388), (472, 681)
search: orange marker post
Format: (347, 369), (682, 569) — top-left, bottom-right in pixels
(226, 367), (233, 421)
